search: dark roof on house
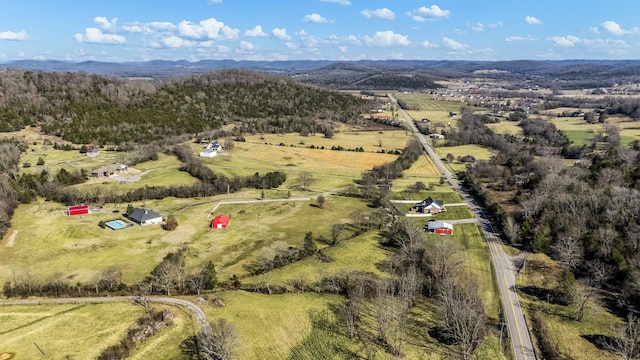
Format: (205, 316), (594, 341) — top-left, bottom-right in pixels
(415, 197), (444, 208)
(128, 208), (162, 223)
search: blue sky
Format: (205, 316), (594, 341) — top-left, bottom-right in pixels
(1, 0), (639, 63)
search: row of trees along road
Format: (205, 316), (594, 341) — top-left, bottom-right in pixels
(448, 103), (640, 357)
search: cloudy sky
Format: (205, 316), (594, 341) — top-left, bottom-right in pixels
(1, 0), (639, 63)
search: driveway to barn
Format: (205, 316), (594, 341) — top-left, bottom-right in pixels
(391, 94), (536, 360)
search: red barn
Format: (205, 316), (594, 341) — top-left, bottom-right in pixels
(211, 215), (230, 229)
(68, 205), (90, 216)
(425, 221), (453, 235)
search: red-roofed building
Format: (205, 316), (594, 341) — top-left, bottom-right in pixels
(425, 221), (453, 235)
(212, 215), (230, 229)
(68, 205), (90, 216)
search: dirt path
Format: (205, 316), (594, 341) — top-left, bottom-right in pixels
(4, 230), (17, 247)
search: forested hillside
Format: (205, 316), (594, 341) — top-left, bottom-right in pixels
(0, 69), (369, 144)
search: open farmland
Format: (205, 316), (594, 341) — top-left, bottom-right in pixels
(0, 193), (374, 285)
(76, 152), (200, 192)
(193, 135), (405, 193)
(549, 115), (640, 146)
(486, 120), (523, 136)
(394, 92), (472, 129)
(0, 302), (193, 360)
(434, 144), (495, 173)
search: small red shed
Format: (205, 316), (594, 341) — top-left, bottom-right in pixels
(68, 205), (90, 216)
(212, 215), (230, 229)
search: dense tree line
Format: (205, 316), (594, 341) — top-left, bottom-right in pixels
(451, 103), (640, 319)
(0, 138), (26, 239)
(0, 68), (368, 144)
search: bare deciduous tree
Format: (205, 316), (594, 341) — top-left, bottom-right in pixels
(553, 235), (584, 271)
(297, 171), (314, 191)
(605, 313), (640, 360)
(200, 318), (239, 360)
(436, 275), (486, 360)
(503, 216), (521, 245)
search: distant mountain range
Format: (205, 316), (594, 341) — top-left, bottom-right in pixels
(3, 59), (640, 89)
(2, 59), (640, 77)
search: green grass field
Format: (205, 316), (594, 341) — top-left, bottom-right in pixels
(192, 136), (403, 193)
(0, 125), (506, 360)
(392, 188), (464, 203)
(0, 193), (375, 285)
(486, 121), (523, 136)
(203, 291), (341, 359)
(76, 152), (199, 193)
(518, 253), (621, 360)
(434, 144), (495, 173)
(0, 302), (193, 360)
(394, 93), (466, 113)
(243, 230), (390, 289)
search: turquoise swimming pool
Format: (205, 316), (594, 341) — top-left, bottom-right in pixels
(105, 219), (130, 230)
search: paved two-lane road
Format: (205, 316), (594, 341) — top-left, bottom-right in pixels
(391, 95), (536, 360)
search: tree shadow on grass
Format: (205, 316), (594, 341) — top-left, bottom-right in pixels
(581, 334), (617, 352)
(519, 285), (553, 303)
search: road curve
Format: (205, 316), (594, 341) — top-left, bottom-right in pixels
(390, 94), (536, 360)
(0, 296), (210, 335)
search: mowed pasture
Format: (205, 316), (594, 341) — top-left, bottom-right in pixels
(193, 133), (407, 193)
(187, 195), (374, 279)
(0, 193), (374, 285)
(76, 152), (199, 193)
(205, 290), (503, 359)
(0, 302), (192, 360)
(394, 92), (470, 129)
(434, 144), (495, 173)
(394, 93), (466, 113)
(243, 231), (390, 288)
(486, 120), (523, 136)
(0, 124), (507, 359)
(204, 291), (341, 359)
(550, 115), (640, 146)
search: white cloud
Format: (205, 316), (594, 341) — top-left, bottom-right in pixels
(162, 36), (212, 48)
(420, 40), (438, 48)
(123, 21), (175, 34)
(94, 16), (117, 30)
(239, 40), (254, 51)
(320, 0), (351, 5)
(245, 25), (267, 37)
(601, 21), (640, 35)
(590, 27), (600, 34)
(73, 28), (126, 44)
(442, 37), (468, 50)
(525, 16), (542, 25)
(505, 36), (524, 42)
(339, 45), (347, 53)
(0, 30), (29, 41)
(208, 0), (223, 3)
(364, 30), (410, 47)
(472, 23), (485, 32)
(285, 42), (297, 49)
(550, 35), (581, 47)
(272, 28), (291, 41)
(303, 13), (331, 23)
(177, 18), (239, 40)
(409, 5), (450, 22)
(361, 8), (395, 20)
